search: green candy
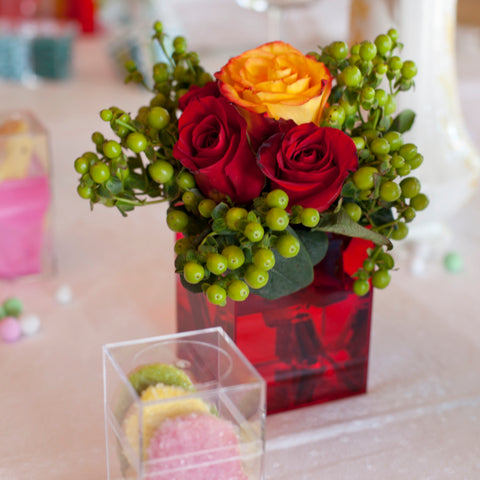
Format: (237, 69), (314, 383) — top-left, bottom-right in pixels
(3, 297), (23, 317)
(128, 363), (194, 395)
(443, 252), (463, 274)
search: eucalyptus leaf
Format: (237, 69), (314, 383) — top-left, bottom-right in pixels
(316, 209), (392, 249)
(390, 109), (416, 133)
(252, 229), (314, 300)
(295, 229), (329, 266)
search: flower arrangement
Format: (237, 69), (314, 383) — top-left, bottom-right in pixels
(74, 23), (428, 306)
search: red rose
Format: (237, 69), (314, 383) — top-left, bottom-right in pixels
(257, 124), (358, 211)
(173, 95), (265, 204)
(178, 82), (220, 111)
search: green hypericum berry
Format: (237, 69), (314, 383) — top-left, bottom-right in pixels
(125, 60), (136, 72)
(153, 62), (169, 83)
(166, 210), (189, 232)
(388, 56), (403, 72)
(100, 109), (113, 121)
(330, 41), (348, 60)
(372, 269), (391, 289)
(351, 136), (365, 150)
(375, 62), (388, 75)
(173, 36), (187, 54)
(410, 193), (429, 211)
(253, 248), (276, 271)
(388, 28), (399, 42)
(183, 262), (205, 284)
(353, 279), (370, 296)
(384, 131), (403, 151)
(374, 34), (393, 56)
(361, 86), (375, 102)
(225, 207), (248, 231)
(324, 105), (345, 126)
(244, 265), (269, 289)
(400, 177), (421, 198)
(401, 60), (417, 79)
(370, 138), (390, 156)
(244, 222), (264, 242)
(174, 237), (191, 255)
(77, 184), (93, 199)
(126, 132), (148, 153)
(182, 191), (197, 209)
(153, 21), (163, 33)
(403, 206), (416, 222)
(176, 171), (196, 190)
(391, 221), (409, 240)
(379, 181), (401, 202)
(300, 208), (320, 228)
(206, 284), (227, 306)
(149, 160), (174, 184)
(266, 189), (289, 209)
(359, 41), (377, 61)
(344, 202), (362, 222)
(399, 143), (417, 162)
(74, 156), (90, 174)
(147, 106), (170, 130)
(222, 245), (245, 270)
(90, 162), (111, 184)
(198, 199), (216, 218)
(391, 153), (406, 169)
(407, 153), (424, 170)
(342, 65), (362, 87)
(276, 234), (300, 258)
(91, 131), (104, 145)
(227, 280), (250, 302)
(206, 253), (228, 275)
(375, 88), (388, 106)
(397, 164), (412, 177)
(103, 140), (122, 159)
(353, 166), (378, 190)
(363, 258), (375, 272)
(265, 207), (289, 231)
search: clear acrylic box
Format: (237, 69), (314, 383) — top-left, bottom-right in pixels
(0, 110), (53, 280)
(103, 327), (266, 480)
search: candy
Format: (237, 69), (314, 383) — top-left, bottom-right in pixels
(55, 285), (73, 304)
(0, 317), (22, 343)
(19, 313), (41, 336)
(122, 384), (210, 460)
(146, 413), (247, 480)
(3, 297), (23, 317)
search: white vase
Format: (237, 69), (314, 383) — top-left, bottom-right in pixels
(350, 0), (480, 271)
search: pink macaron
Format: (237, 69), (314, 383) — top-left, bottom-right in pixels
(146, 413), (247, 480)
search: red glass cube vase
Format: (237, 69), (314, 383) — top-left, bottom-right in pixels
(177, 236), (373, 414)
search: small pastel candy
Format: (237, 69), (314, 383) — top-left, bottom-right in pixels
(55, 285), (73, 305)
(443, 251), (463, 273)
(3, 297), (23, 317)
(19, 313), (41, 336)
(146, 413), (247, 480)
(0, 317), (22, 343)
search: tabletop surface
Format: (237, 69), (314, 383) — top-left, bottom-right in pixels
(1, 2), (480, 479)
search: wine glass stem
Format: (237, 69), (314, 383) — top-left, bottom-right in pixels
(267, 5), (284, 41)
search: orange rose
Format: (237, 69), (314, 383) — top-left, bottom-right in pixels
(215, 41), (332, 125)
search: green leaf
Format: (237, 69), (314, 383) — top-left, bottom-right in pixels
(316, 209), (392, 249)
(390, 109), (415, 133)
(211, 202), (229, 220)
(252, 228), (314, 300)
(105, 176), (123, 195)
(295, 229), (328, 266)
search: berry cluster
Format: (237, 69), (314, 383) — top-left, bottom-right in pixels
(312, 29), (428, 295)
